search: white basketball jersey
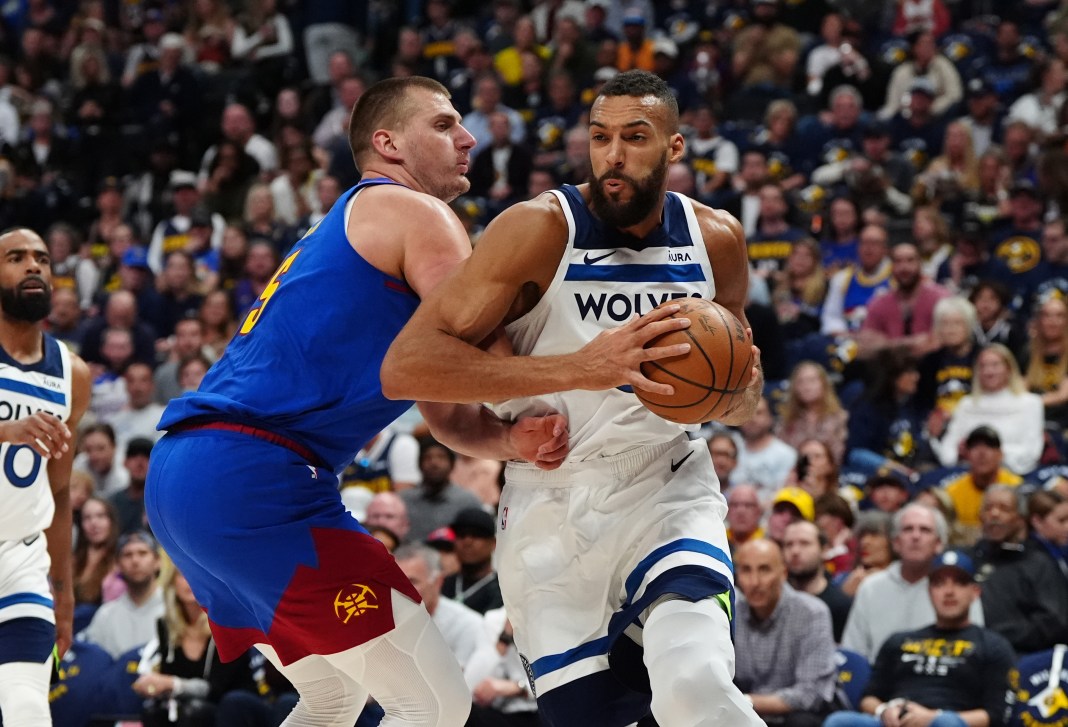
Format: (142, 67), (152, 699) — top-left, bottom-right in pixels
(0, 335), (72, 541)
(492, 187), (717, 461)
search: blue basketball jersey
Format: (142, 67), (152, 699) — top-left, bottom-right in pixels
(159, 179), (420, 474)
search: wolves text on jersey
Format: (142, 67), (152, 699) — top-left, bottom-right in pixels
(574, 291), (703, 322)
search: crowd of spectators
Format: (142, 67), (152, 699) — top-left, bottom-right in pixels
(13, 0), (1068, 724)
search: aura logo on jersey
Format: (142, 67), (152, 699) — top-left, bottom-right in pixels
(333, 584), (379, 624)
(574, 291), (702, 322)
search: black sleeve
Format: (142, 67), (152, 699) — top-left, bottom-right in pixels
(980, 632), (1016, 727)
(863, 634), (902, 702)
(208, 648), (257, 703)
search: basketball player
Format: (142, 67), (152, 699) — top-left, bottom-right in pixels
(383, 71), (766, 726)
(145, 77), (680, 727)
(0, 228), (91, 726)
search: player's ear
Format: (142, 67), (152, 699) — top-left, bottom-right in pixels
(372, 129), (402, 162)
(669, 132), (685, 164)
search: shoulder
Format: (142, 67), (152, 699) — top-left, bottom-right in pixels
(474, 191), (569, 257)
(690, 201), (745, 249)
(855, 567), (895, 598)
(357, 184), (461, 230)
(790, 587), (832, 619)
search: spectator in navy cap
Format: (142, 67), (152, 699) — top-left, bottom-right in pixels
(826, 548), (1015, 727)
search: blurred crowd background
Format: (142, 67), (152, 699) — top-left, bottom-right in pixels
(8, 0), (1068, 725)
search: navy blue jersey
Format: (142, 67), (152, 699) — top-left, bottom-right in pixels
(159, 179), (420, 474)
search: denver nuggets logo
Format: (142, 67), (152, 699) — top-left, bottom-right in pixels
(995, 236), (1041, 274)
(334, 584), (379, 624)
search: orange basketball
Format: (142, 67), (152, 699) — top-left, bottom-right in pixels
(635, 298), (752, 425)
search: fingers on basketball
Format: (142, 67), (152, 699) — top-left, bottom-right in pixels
(634, 298), (753, 425)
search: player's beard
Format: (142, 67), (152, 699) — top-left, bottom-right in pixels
(589, 152), (668, 230)
(0, 278), (52, 323)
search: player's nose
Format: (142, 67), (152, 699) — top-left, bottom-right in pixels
(604, 138), (625, 167)
(456, 123), (476, 152)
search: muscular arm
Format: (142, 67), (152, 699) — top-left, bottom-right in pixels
(697, 206), (763, 426)
(382, 195), (690, 404)
(45, 353), (90, 658)
(362, 188), (569, 466)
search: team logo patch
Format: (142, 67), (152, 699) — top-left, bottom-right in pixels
(334, 584), (379, 623)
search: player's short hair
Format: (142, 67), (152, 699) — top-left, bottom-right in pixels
(348, 76), (451, 172)
(596, 70), (679, 132)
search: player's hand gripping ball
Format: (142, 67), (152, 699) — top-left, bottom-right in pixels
(635, 298), (752, 424)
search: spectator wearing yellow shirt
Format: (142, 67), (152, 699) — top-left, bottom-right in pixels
(942, 426), (1021, 541)
(493, 16), (550, 87)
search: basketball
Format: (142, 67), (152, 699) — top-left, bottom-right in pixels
(635, 298), (753, 425)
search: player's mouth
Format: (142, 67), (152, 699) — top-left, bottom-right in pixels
(603, 179), (626, 194)
(19, 278), (47, 294)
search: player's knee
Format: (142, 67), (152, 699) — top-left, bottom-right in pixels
(648, 640), (735, 726)
(435, 685), (471, 727)
(289, 675), (363, 725)
(0, 684), (50, 727)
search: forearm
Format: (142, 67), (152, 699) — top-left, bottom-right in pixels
(44, 486), (73, 600)
(860, 696), (883, 715)
(172, 676), (210, 699)
(959, 709), (990, 727)
(385, 336), (587, 404)
(420, 403), (517, 461)
(749, 692), (793, 715)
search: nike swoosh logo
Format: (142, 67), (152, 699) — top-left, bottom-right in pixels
(670, 451), (694, 472)
(583, 251), (616, 265)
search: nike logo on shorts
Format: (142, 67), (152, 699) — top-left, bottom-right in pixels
(670, 451), (693, 472)
(583, 251), (616, 265)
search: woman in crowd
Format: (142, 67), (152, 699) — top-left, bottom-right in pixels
(913, 121), (979, 210)
(777, 360), (848, 464)
(73, 496), (123, 607)
(836, 511), (895, 598)
(772, 237), (827, 341)
(134, 567), (256, 727)
(969, 280), (1028, 356)
(230, 0), (294, 98)
(847, 348), (928, 476)
(202, 139), (260, 224)
(911, 205), (954, 279)
(815, 493), (856, 576)
(919, 296), (980, 426)
(241, 183), (289, 254)
(1023, 295), (1068, 429)
(931, 343), (1045, 473)
(821, 195), (861, 270)
(198, 289), (238, 361)
(1028, 489), (1068, 579)
(790, 438), (842, 500)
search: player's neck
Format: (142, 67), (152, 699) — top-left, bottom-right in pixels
(360, 167), (417, 194)
(0, 320), (44, 365)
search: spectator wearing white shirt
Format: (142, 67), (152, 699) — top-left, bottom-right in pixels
(461, 73), (526, 158)
(395, 544), (484, 670)
(930, 344), (1045, 474)
(1006, 57), (1067, 140)
(198, 103), (278, 185)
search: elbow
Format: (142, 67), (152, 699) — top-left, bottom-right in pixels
(380, 350), (415, 401)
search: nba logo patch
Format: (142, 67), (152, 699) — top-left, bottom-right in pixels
(501, 507), (508, 530)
